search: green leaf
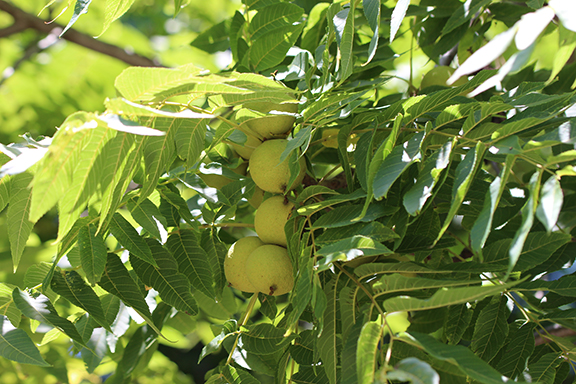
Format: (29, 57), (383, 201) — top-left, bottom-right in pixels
(30, 115), (95, 223)
(78, 223), (107, 286)
(221, 365), (262, 384)
(470, 296), (510, 362)
(341, 317), (365, 384)
(130, 239), (198, 315)
(316, 221), (398, 245)
(373, 274), (481, 297)
(470, 155), (514, 255)
(138, 118), (178, 203)
(175, 119), (207, 168)
(317, 279), (337, 384)
(0, 284), (21, 327)
(383, 357), (440, 384)
(517, 273), (576, 297)
(443, 0), (491, 34)
(357, 321), (382, 384)
(248, 3), (304, 40)
(383, 280), (519, 313)
(316, 236), (392, 269)
(526, 353), (563, 384)
(496, 322), (536, 379)
(311, 203), (391, 229)
(390, 0), (410, 43)
(109, 213), (156, 266)
(434, 142), (485, 246)
(57, 126), (116, 241)
(240, 323), (294, 355)
(508, 171), (541, 276)
(99, 0), (136, 36)
(403, 140), (453, 215)
(249, 20), (305, 71)
(373, 131), (426, 200)
(61, 0), (93, 36)
(158, 187), (195, 226)
(7, 172), (34, 272)
(443, 304), (473, 345)
(12, 288), (86, 347)
(291, 366), (330, 384)
(336, 3), (356, 83)
(200, 229), (226, 296)
(362, 0), (380, 64)
(190, 20), (230, 53)
(296, 189), (366, 217)
(50, 270), (111, 332)
(449, 28), (516, 84)
(404, 332), (509, 384)
(127, 197), (166, 240)
(535, 176), (563, 233)
(96, 133), (143, 235)
(165, 230), (215, 299)
(98, 253), (152, 319)
(0, 315), (50, 366)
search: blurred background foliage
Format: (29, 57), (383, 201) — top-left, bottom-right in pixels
(0, 0), (575, 383)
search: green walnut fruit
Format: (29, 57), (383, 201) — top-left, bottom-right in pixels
(224, 237), (264, 293)
(230, 128), (263, 160)
(244, 101), (298, 139)
(254, 195), (294, 247)
(249, 139), (306, 194)
(245, 244), (294, 296)
(420, 66), (467, 89)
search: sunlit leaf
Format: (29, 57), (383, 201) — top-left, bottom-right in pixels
(130, 239), (198, 315)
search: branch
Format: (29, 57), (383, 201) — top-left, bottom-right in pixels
(0, 0), (164, 67)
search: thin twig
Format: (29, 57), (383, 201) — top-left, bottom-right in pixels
(0, 0), (163, 67)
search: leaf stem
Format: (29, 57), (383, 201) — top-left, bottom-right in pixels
(225, 292), (258, 366)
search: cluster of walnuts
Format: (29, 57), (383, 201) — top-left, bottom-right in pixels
(201, 97), (305, 297)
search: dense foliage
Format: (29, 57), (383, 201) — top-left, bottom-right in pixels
(1, 0), (576, 383)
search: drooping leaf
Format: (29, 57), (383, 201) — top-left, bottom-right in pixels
(535, 176), (563, 233)
(470, 155), (514, 255)
(317, 279), (337, 384)
(496, 322), (536, 379)
(78, 222), (107, 286)
(362, 0), (380, 64)
(383, 280), (519, 313)
(404, 332), (510, 384)
(108, 213), (156, 266)
(0, 284), (21, 327)
(0, 315), (50, 366)
(61, 0), (93, 36)
(508, 171), (541, 276)
(12, 288), (86, 347)
(390, 0), (410, 43)
(30, 115), (94, 223)
(373, 131), (426, 200)
(50, 269), (111, 332)
(99, 0), (137, 36)
(434, 142), (485, 246)
(383, 357), (440, 384)
(240, 323), (294, 355)
(7, 172), (34, 271)
(470, 296), (510, 362)
(130, 239), (198, 315)
(165, 230), (215, 299)
(357, 321), (382, 384)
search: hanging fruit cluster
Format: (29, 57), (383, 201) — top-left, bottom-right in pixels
(200, 96), (305, 297)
